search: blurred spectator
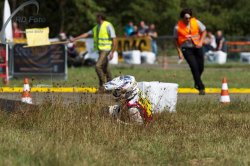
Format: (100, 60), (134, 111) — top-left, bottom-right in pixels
(203, 31), (216, 53)
(12, 22), (23, 38)
(58, 32), (81, 67)
(58, 32), (67, 41)
(124, 21), (134, 37)
(0, 46), (6, 64)
(130, 25), (139, 37)
(215, 30), (227, 52)
(147, 24), (158, 55)
(208, 31), (217, 49)
(147, 23), (158, 55)
(138, 21), (148, 36)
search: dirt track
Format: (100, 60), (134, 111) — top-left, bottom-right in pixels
(0, 93), (115, 112)
(0, 92), (249, 112)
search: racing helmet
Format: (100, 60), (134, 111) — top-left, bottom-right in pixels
(104, 75), (139, 100)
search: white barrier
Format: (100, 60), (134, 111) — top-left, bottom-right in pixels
(141, 51), (156, 64)
(214, 51), (227, 64)
(84, 50), (118, 65)
(122, 50), (141, 64)
(138, 82), (178, 113)
(240, 52), (250, 63)
(206, 51), (227, 64)
(84, 51), (99, 62)
(109, 51), (118, 64)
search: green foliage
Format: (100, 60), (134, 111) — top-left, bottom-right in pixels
(0, 0), (250, 36)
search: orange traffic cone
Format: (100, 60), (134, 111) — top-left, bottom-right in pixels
(220, 77), (230, 103)
(21, 78), (32, 104)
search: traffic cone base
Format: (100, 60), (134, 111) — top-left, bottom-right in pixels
(21, 78), (32, 104)
(21, 97), (32, 104)
(22, 91), (30, 97)
(220, 96), (230, 103)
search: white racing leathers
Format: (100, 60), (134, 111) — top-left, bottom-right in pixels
(104, 75), (152, 124)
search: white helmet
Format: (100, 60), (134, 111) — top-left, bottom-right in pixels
(104, 75), (138, 100)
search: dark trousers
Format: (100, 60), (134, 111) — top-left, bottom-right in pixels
(95, 51), (112, 87)
(181, 47), (205, 90)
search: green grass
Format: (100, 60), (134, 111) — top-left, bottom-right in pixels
(0, 63), (249, 165)
(3, 63), (250, 88)
(0, 98), (249, 165)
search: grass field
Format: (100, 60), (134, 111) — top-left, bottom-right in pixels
(4, 63), (250, 88)
(0, 97), (249, 165)
(0, 63), (249, 165)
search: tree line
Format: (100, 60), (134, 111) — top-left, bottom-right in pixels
(1, 0), (250, 38)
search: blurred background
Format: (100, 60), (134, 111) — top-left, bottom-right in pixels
(1, 0), (250, 57)
(0, 0), (250, 84)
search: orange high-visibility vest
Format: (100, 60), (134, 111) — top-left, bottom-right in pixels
(177, 17), (201, 46)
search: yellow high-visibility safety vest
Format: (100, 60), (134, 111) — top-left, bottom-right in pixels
(93, 21), (113, 51)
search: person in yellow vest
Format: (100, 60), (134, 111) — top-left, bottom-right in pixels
(174, 8), (207, 95)
(72, 13), (117, 92)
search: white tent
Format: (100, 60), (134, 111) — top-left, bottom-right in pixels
(3, 0), (13, 42)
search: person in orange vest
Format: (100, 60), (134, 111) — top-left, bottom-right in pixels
(174, 8), (207, 95)
(71, 13), (117, 93)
